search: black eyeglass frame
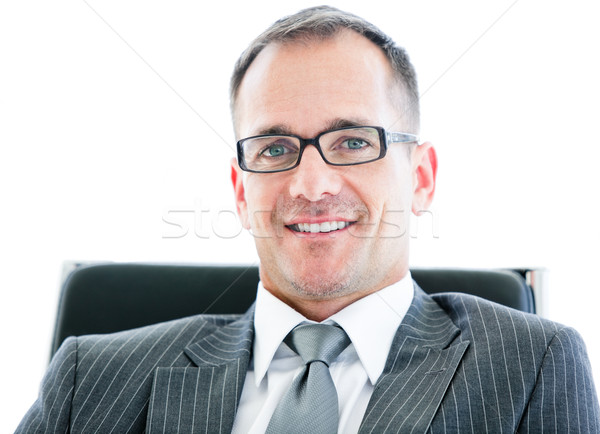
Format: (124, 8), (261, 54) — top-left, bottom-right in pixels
(236, 126), (419, 174)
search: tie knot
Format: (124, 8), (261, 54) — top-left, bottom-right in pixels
(284, 323), (350, 366)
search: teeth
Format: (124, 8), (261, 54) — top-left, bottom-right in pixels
(291, 221), (350, 233)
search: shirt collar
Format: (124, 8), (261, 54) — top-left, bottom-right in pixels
(253, 283), (307, 386)
(253, 273), (414, 386)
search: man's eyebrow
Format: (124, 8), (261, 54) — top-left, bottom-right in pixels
(256, 118), (372, 137)
(325, 118), (371, 131)
(257, 125), (294, 135)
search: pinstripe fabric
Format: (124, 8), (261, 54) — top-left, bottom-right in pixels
(17, 310), (253, 434)
(358, 286), (600, 433)
(17, 285), (599, 433)
(146, 310), (253, 433)
(429, 291), (600, 433)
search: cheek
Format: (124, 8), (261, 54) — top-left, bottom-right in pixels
(364, 159), (413, 207)
(374, 183), (412, 239)
(244, 178), (281, 228)
(369, 163), (414, 223)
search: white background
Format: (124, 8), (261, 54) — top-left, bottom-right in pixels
(2, 0), (599, 430)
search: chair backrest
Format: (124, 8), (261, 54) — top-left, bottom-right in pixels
(51, 263), (536, 357)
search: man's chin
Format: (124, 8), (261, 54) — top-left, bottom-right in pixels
(288, 275), (355, 300)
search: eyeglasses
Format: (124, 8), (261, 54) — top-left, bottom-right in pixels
(236, 126), (419, 173)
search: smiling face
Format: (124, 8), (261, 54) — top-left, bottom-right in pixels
(231, 30), (436, 320)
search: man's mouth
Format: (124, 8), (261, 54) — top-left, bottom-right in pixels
(286, 221), (355, 234)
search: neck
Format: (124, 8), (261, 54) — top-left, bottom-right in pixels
(260, 264), (410, 321)
(266, 282), (396, 322)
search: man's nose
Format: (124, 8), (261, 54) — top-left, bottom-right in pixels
(288, 146), (343, 201)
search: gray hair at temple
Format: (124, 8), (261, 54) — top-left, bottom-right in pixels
(229, 5), (420, 136)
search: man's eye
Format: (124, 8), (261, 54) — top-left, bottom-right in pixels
(343, 138), (369, 150)
(261, 144), (287, 157)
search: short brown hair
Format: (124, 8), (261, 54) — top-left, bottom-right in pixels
(230, 5), (420, 133)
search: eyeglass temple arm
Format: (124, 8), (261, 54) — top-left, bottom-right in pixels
(387, 132), (420, 144)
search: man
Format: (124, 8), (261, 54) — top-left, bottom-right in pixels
(18, 6), (599, 433)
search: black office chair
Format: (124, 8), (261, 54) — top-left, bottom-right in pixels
(50, 263), (537, 357)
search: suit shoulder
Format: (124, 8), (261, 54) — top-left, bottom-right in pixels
(425, 292), (599, 431)
(430, 291), (572, 346)
(68, 313), (243, 364)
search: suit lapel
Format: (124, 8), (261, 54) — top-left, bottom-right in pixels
(145, 285), (469, 433)
(147, 308), (254, 433)
(359, 284), (469, 433)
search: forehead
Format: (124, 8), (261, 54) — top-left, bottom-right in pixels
(234, 30), (400, 139)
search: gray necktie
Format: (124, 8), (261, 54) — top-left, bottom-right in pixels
(266, 323), (351, 434)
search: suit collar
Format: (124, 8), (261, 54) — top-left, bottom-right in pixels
(147, 307), (255, 433)
(359, 283), (470, 433)
(184, 306), (255, 368)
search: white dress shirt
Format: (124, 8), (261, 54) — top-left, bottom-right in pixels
(232, 273), (414, 434)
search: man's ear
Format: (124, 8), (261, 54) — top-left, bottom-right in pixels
(231, 158), (250, 229)
(411, 141), (438, 215)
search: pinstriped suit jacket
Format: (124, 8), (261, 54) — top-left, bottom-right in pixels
(17, 284), (600, 433)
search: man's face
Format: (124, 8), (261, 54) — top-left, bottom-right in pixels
(231, 30), (435, 314)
